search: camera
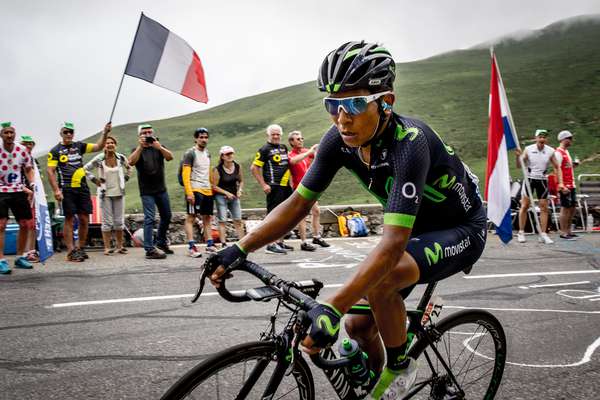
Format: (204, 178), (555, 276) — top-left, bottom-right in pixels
(145, 136), (156, 144)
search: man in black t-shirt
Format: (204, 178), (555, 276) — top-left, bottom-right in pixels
(128, 124), (174, 259)
(250, 124), (293, 254)
(47, 121), (110, 262)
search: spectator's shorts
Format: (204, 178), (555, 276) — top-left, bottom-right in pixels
(398, 206), (487, 299)
(0, 192), (33, 221)
(186, 192), (214, 216)
(522, 178), (548, 200)
(215, 194), (242, 222)
(266, 185), (292, 214)
(560, 188), (577, 208)
(62, 189), (93, 216)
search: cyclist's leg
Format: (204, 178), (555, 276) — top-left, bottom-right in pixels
(345, 300), (384, 372)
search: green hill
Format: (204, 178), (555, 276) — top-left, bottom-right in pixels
(48, 15), (600, 212)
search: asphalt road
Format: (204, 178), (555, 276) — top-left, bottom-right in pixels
(1, 233), (599, 400)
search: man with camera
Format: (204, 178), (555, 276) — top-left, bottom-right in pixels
(128, 124), (174, 259)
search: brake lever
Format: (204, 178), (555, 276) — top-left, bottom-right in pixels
(191, 254), (220, 303)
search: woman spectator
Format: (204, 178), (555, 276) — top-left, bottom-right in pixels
(84, 136), (131, 255)
(211, 146), (244, 246)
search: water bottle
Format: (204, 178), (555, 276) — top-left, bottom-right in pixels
(587, 214), (594, 232)
(422, 295), (444, 326)
(338, 338), (373, 388)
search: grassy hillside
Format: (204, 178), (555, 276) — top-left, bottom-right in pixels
(47, 15), (600, 212)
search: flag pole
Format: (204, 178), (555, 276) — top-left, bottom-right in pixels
(108, 12), (144, 123)
(492, 50), (543, 239)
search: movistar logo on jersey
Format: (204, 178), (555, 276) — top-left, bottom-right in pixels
(424, 243), (444, 266)
(423, 174), (456, 203)
(317, 315), (340, 336)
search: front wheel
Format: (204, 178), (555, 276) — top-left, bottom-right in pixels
(161, 341), (315, 400)
(407, 310), (507, 399)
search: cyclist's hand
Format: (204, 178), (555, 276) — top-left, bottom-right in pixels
(301, 302), (342, 353)
(208, 244), (247, 287)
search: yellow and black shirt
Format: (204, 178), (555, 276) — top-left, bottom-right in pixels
(47, 141), (94, 190)
(253, 143), (291, 187)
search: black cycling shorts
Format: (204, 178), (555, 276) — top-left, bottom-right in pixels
(62, 189), (93, 216)
(522, 179), (549, 200)
(399, 207), (487, 298)
(266, 185), (292, 214)
(559, 188), (577, 208)
(0, 192), (33, 221)
(186, 192), (214, 216)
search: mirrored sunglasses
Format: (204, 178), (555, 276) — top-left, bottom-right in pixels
(323, 91), (390, 116)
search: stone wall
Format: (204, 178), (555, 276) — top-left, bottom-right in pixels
(124, 204), (384, 244)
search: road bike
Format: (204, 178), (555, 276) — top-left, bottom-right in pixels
(161, 259), (506, 399)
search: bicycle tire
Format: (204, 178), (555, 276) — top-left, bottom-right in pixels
(407, 310), (506, 400)
(161, 341), (315, 400)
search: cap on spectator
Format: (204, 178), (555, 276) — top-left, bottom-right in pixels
(557, 130), (573, 141)
(1, 121), (12, 130)
(138, 124), (153, 134)
(534, 129), (548, 137)
(219, 145), (235, 155)
(20, 135), (35, 143)
(61, 121), (75, 131)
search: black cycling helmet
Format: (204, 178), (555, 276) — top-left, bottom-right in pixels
(318, 41), (395, 94)
(194, 127), (209, 138)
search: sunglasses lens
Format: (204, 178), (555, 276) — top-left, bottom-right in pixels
(324, 97), (369, 116)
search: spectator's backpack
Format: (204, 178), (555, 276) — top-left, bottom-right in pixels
(337, 209), (368, 237)
(177, 148), (196, 186)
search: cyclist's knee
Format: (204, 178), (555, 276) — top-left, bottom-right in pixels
(345, 314), (378, 341)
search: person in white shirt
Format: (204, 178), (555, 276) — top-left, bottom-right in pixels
(514, 129), (564, 244)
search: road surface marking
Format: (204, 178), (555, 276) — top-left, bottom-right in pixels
(518, 281), (591, 289)
(465, 270), (600, 279)
(445, 305), (600, 315)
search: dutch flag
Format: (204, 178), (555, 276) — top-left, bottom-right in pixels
(485, 51), (519, 244)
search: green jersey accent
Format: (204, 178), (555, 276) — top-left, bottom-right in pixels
(296, 183), (321, 201)
(317, 315), (340, 336)
(384, 213), (416, 228)
(424, 242), (444, 266)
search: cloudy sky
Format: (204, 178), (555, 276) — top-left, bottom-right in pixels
(2, 0), (600, 153)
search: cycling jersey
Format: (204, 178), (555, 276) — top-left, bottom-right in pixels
(0, 144), (32, 193)
(253, 143), (291, 187)
(297, 113), (483, 235)
(289, 148), (314, 190)
(47, 141), (94, 189)
(523, 144), (554, 180)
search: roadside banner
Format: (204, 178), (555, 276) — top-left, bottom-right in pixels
(485, 51), (519, 243)
(33, 163), (53, 262)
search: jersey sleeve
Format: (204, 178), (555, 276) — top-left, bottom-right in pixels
(182, 149), (195, 166)
(252, 146), (269, 167)
(80, 142), (94, 154)
(296, 126), (343, 201)
(384, 127), (431, 229)
(47, 146), (59, 167)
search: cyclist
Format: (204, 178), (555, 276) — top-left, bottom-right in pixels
(209, 41), (486, 399)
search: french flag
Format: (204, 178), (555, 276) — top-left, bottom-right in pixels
(124, 13), (208, 103)
(485, 52), (519, 244)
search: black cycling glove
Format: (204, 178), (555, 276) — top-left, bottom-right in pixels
(307, 302), (343, 348)
(206, 243), (247, 274)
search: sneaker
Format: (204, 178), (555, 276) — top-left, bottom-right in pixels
(156, 244), (174, 255)
(66, 250), (85, 262)
(312, 237), (331, 247)
(188, 245), (203, 258)
(517, 232), (526, 243)
(14, 256), (33, 269)
(26, 251), (40, 263)
(370, 359), (418, 399)
(0, 260), (11, 274)
(205, 245), (218, 253)
(146, 248), (167, 259)
(300, 242), (316, 251)
(568, 233), (580, 238)
(278, 242), (294, 251)
(560, 234), (576, 241)
(75, 248), (89, 259)
(539, 233), (554, 244)
(265, 244), (287, 254)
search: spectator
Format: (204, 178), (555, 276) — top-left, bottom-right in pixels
(251, 124), (293, 254)
(211, 145), (245, 246)
(555, 130), (578, 240)
(514, 129), (564, 244)
(0, 123), (35, 274)
(288, 130), (330, 251)
(84, 136), (132, 255)
(182, 127), (216, 257)
(20, 135), (40, 263)
(47, 121), (110, 262)
(128, 124), (174, 259)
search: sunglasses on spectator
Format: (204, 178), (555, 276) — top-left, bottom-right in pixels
(223, 152), (234, 156)
(323, 91), (390, 116)
(62, 129), (74, 135)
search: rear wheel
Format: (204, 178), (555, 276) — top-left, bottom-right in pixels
(161, 341), (315, 400)
(407, 310), (506, 399)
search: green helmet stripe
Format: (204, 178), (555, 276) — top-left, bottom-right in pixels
(343, 48), (362, 61)
(371, 46), (389, 53)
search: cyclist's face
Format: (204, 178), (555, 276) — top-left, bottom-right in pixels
(329, 89), (381, 148)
